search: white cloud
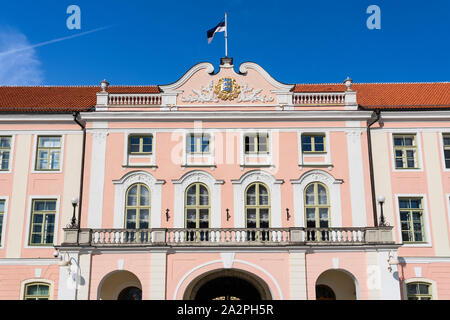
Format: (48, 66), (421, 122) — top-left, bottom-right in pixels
(0, 29), (44, 85)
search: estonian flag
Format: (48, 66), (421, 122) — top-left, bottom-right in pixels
(207, 20), (226, 44)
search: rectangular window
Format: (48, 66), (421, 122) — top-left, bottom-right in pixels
(443, 134), (450, 169)
(187, 134), (210, 154)
(393, 134), (418, 169)
(245, 134), (269, 154)
(129, 135), (153, 154)
(0, 200), (4, 244)
(0, 136), (11, 171)
(407, 283), (432, 300)
(29, 199), (56, 246)
(35, 136), (61, 171)
(302, 134), (326, 153)
(399, 197), (426, 243)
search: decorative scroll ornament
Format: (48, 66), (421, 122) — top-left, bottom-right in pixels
(237, 83), (274, 103)
(214, 77), (241, 101)
(181, 81), (219, 103)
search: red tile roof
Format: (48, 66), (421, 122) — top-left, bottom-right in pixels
(294, 82), (450, 110)
(0, 83), (449, 112)
(0, 86), (160, 113)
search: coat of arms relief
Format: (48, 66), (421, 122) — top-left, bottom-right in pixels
(180, 77), (274, 103)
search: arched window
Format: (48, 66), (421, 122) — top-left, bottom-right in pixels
(185, 183), (210, 241)
(125, 183), (150, 243)
(23, 282), (50, 300)
(407, 282), (432, 300)
(125, 184), (150, 229)
(245, 183), (270, 241)
(304, 182), (330, 241)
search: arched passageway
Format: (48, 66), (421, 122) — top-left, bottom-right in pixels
(183, 269), (272, 300)
(98, 270), (142, 300)
(315, 269), (358, 300)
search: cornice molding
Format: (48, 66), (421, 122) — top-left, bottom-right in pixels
(80, 110), (374, 122)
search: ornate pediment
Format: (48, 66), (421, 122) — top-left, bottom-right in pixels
(159, 59), (294, 107)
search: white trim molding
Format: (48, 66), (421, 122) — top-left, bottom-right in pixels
(231, 170), (284, 228)
(122, 131), (157, 169)
(297, 130), (332, 169)
(290, 170), (343, 228)
(389, 131), (424, 173)
(172, 170), (224, 228)
(20, 278), (55, 300)
(30, 134), (65, 174)
(87, 130), (108, 228)
(113, 171), (165, 228)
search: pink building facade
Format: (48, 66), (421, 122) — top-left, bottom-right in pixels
(0, 57), (449, 300)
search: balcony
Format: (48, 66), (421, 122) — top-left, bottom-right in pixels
(61, 227), (395, 248)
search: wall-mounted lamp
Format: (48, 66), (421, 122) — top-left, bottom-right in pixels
(68, 197), (79, 229)
(165, 209), (170, 222)
(54, 250), (71, 267)
(377, 195), (388, 227)
(226, 209), (231, 221)
(286, 208), (291, 221)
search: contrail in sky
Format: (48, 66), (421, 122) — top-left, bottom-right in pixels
(0, 25), (112, 57)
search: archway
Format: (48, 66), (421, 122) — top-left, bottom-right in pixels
(183, 269), (272, 300)
(315, 269), (358, 300)
(98, 270), (142, 300)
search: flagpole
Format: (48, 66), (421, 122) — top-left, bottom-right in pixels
(225, 12), (228, 57)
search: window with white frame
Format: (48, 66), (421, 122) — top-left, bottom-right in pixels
(399, 197), (426, 243)
(0, 137), (11, 170)
(128, 135), (153, 155)
(0, 200), (4, 244)
(443, 134), (450, 169)
(29, 199), (56, 246)
(187, 134), (210, 154)
(407, 282), (432, 300)
(393, 134), (418, 169)
(244, 133), (268, 154)
(35, 136), (61, 171)
(301, 134), (326, 153)
(23, 282), (51, 300)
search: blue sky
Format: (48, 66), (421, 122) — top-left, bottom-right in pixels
(0, 0), (449, 86)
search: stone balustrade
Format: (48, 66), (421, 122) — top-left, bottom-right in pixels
(293, 92), (345, 105)
(108, 93), (162, 106)
(61, 226), (394, 247)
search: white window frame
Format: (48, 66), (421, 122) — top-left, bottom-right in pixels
(182, 131), (215, 168)
(290, 170), (343, 228)
(20, 279), (54, 300)
(403, 278), (437, 300)
(24, 196), (60, 249)
(439, 132), (450, 172)
(122, 131), (157, 169)
(0, 135), (14, 173)
(31, 134), (65, 174)
(298, 130), (332, 169)
(112, 171), (165, 229)
(240, 130), (273, 168)
(394, 194), (432, 247)
(390, 132), (423, 172)
(0, 196), (9, 248)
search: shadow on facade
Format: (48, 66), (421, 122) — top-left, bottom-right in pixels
(97, 270), (143, 300)
(183, 268), (272, 300)
(315, 269), (358, 300)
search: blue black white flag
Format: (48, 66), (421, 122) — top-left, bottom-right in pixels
(207, 20), (226, 44)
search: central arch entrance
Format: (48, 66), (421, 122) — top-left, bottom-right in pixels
(183, 269), (272, 300)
